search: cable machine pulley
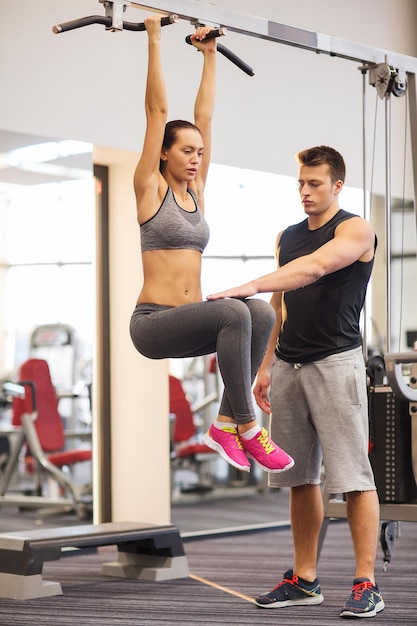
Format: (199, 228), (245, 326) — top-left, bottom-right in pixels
(368, 64), (407, 99)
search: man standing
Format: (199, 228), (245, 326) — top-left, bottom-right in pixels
(207, 146), (384, 618)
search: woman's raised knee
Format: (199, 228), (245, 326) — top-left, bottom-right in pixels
(245, 298), (276, 326)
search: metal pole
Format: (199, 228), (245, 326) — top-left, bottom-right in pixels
(407, 73), (417, 243)
(361, 69), (369, 358)
(385, 95), (392, 352)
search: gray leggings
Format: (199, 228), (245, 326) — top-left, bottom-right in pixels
(130, 298), (275, 424)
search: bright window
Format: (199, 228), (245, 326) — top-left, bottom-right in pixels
(0, 177), (95, 377)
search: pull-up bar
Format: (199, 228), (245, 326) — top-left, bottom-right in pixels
(52, 3), (255, 76)
(52, 12), (178, 34)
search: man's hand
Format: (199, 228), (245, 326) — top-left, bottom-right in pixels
(206, 281), (258, 300)
(253, 368), (272, 414)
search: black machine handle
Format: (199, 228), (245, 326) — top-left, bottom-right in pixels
(217, 44), (254, 76)
(53, 13), (178, 34)
(185, 30), (254, 76)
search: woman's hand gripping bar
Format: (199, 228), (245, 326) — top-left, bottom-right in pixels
(184, 27), (227, 45)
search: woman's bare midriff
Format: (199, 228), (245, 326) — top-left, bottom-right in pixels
(137, 248), (203, 306)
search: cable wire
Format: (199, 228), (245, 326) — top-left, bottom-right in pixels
(396, 93), (409, 352)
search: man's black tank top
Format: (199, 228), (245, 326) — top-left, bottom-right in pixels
(277, 209), (375, 363)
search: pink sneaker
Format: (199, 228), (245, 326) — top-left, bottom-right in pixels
(203, 424), (251, 472)
(241, 427), (294, 473)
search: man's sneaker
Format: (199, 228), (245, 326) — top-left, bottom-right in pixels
(340, 578), (385, 618)
(255, 569), (324, 609)
(202, 424), (250, 472)
(241, 427), (294, 473)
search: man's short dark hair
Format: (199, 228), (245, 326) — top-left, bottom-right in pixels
(296, 146), (346, 183)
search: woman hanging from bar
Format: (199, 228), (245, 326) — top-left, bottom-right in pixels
(129, 14), (294, 475)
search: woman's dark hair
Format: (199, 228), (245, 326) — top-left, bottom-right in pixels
(159, 120), (202, 173)
(295, 145), (346, 183)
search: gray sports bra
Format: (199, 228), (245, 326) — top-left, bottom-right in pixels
(140, 186), (210, 253)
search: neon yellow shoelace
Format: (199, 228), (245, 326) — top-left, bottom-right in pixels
(256, 428), (276, 455)
(221, 426), (244, 450)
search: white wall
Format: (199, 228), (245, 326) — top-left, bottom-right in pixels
(1, 0), (416, 524)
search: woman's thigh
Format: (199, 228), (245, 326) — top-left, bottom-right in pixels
(129, 299), (251, 360)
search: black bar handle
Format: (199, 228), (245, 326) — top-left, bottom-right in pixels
(53, 15), (111, 34)
(53, 13), (178, 34)
(217, 43), (255, 76)
(185, 27), (227, 45)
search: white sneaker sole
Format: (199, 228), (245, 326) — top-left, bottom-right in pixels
(246, 453), (295, 474)
(202, 432), (250, 472)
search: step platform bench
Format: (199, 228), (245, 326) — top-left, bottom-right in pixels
(0, 521), (189, 600)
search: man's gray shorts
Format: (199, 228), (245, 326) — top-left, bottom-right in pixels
(269, 346), (376, 493)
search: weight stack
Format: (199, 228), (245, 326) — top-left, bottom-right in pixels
(368, 385), (416, 503)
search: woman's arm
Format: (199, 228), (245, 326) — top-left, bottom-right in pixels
(253, 291), (282, 414)
(133, 15), (167, 223)
(190, 27), (217, 206)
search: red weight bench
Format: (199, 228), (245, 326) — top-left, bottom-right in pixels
(7, 358), (92, 518)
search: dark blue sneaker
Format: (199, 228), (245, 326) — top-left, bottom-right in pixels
(254, 569), (324, 609)
(340, 578), (385, 618)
